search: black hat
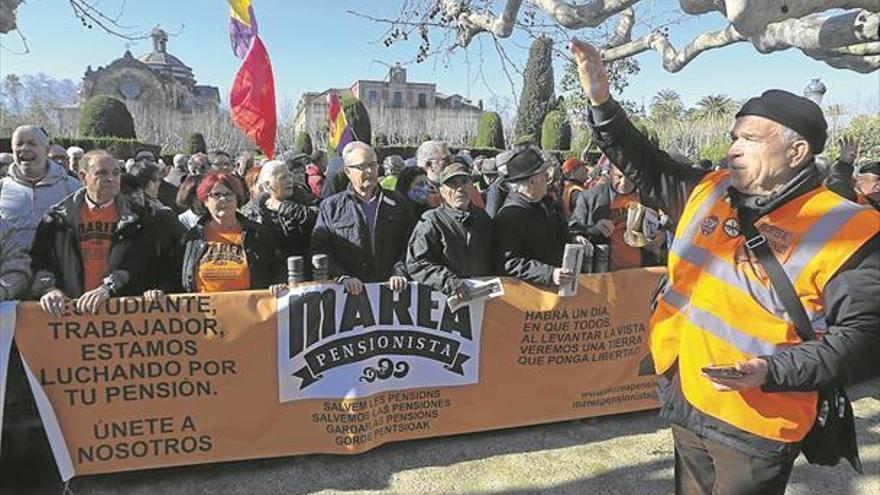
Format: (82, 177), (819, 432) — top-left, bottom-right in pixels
(858, 161), (880, 176)
(481, 157), (498, 175)
(504, 147), (547, 182)
(439, 162), (471, 184)
(735, 89), (828, 153)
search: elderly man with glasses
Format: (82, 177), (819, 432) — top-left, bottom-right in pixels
(311, 141), (416, 295)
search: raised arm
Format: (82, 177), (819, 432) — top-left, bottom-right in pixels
(570, 39), (707, 222)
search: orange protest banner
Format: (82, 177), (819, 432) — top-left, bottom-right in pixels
(8, 268), (664, 480)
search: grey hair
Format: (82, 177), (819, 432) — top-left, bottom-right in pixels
(778, 124), (814, 166)
(48, 144), (66, 156)
(79, 149), (118, 174)
(12, 125), (49, 147)
(173, 153), (189, 170)
(508, 180), (532, 195)
(256, 160), (287, 192)
(778, 125), (805, 146)
(341, 141), (376, 166)
(66, 146), (84, 158)
(416, 140), (449, 169)
(187, 153), (210, 174)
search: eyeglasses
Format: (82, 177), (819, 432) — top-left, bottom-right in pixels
(347, 161), (378, 172)
(207, 191), (235, 201)
(430, 155), (453, 168)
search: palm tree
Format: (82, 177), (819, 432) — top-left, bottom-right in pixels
(694, 94), (736, 122)
(649, 90), (684, 123)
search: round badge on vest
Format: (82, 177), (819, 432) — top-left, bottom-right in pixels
(700, 215), (719, 236)
(723, 217), (740, 237)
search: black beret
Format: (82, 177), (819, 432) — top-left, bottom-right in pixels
(735, 90), (828, 153)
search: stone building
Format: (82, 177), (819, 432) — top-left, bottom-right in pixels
(80, 27), (220, 113)
(294, 65), (484, 146)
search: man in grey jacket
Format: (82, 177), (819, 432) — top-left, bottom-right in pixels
(0, 125), (81, 249)
(0, 217), (31, 300)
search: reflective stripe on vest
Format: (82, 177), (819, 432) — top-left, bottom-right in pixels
(650, 170), (880, 442)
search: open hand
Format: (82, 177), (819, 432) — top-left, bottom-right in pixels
(838, 135), (859, 164)
(39, 289), (71, 317)
(569, 38), (611, 106)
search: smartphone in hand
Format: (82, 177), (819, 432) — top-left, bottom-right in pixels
(701, 365), (747, 379)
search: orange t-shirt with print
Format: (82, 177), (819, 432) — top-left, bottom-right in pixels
(196, 224), (251, 293)
(609, 190), (642, 270)
(79, 205), (118, 291)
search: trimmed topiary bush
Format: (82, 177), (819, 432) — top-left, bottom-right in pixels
(474, 112), (506, 149)
(515, 37), (555, 145)
(341, 95), (371, 145)
(570, 130), (594, 161)
(294, 131), (313, 155)
(373, 133), (389, 147)
(541, 110), (572, 151)
(185, 132), (207, 154)
(78, 96), (136, 139)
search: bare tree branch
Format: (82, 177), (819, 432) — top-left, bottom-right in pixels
(354, 0), (880, 74)
(602, 24), (746, 72)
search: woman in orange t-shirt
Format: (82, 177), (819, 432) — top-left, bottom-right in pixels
(177, 171), (287, 295)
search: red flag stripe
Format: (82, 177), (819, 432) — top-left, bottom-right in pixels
(230, 36), (276, 158)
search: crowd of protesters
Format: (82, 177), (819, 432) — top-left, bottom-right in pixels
(2, 60), (880, 494)
(0, 121), (877, 314)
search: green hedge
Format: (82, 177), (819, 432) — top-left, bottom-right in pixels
(78, 96), (137, 139)
(185, 133), (207, 154)
(0, 136), (160, 160)
(294, 131), (314, 155)
(374, 146), (505, 162)
(474, 112), (506, 149)
(541, 110), (572, 151)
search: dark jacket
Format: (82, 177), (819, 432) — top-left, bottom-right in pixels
(240, 193), (319, 267)
(405, 203), (493, 295)
(483, 176), (508, 219)
(181, 214), (283, 292)
(29, 189), (149, 298)
(320, 157), (349, 199)
(493, 191), (569, 286)
(140, 200), (187, 293)
(589, 99), (705, 229)
(823, 158), (880, 210)
(311, 187), (415, 282)
(590, 97), (880, 457)
(158, 180), (182, 214)
(569, 182), (662, 268)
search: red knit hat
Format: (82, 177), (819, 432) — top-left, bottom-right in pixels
(562, 158), (585, 175)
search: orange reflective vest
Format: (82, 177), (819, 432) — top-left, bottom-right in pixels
(650, 170), (880, 442)
(561, 181), (584, 217)
(856, 193), (879, 210)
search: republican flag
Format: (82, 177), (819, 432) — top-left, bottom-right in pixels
(328, 91), (354, 154)
(230, 35), (276, 158)
(228, 0), (258, 59)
